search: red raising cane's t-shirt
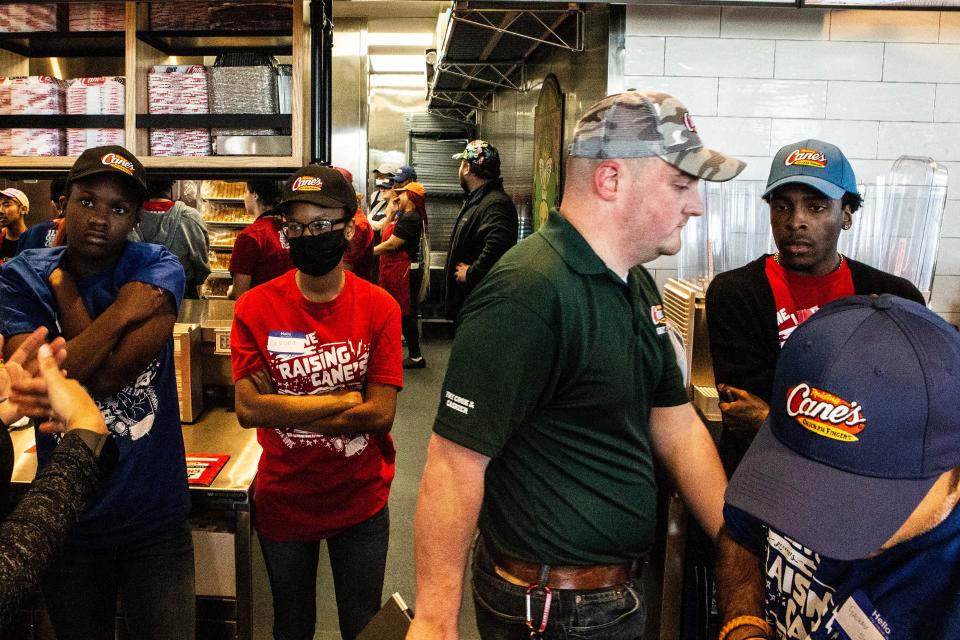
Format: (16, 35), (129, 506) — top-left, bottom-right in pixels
(231, 270), (403, 540)
(765, 254), (855, 347)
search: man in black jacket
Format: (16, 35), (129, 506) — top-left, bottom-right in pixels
(444, 140), (518, 321)
(706, 139), (924, 473)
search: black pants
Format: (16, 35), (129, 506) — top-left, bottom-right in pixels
(402, 269), (423, 359)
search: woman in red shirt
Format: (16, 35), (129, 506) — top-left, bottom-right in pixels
(228, 179), (291, 299)
(231, 165), (402, 640)
(373, 182), (429, 369)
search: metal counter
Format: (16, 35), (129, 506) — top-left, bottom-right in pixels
(9, 408), (259, 498)
(9, 408), (262, 640)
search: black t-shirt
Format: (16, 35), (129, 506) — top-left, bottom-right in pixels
(0, 236), (18, 261)
(392, 210), (423, 261)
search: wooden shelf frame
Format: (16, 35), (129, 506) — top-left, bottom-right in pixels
(0, 1), (308, 176)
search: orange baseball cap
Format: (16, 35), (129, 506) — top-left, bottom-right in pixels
(395, 181), (425, 198)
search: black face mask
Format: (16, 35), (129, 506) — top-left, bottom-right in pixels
(288, 231), (349, 277)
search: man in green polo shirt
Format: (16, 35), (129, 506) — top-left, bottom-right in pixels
(407, 91), (745, 640)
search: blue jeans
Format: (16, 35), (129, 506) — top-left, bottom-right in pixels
(258, 505), (390, 640)
(40, 523), (196, 640)
(471, 542), (646, 640)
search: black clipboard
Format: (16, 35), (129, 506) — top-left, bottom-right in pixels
(356, 592), (413, 640)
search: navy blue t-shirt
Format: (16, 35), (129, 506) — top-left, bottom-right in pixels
(725, 502), (960, 639)
(0, 243), (190, 547)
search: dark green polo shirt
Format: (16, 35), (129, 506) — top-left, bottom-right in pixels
(433, 212), (688, 565)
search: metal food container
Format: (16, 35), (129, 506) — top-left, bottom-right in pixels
(173, 322), (203, 423)
(208, 65), (278, 137)
(214, 135), (291, 156)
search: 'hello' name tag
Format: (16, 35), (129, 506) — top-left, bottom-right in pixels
(267, 331), (307, 355)
(834, 591), (893, 640)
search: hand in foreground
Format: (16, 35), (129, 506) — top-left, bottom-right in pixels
(0, 327), (67, 425)
(717, 384), (769, 434)
(454, 262), (470, 284)
(11, 343), (106, 436)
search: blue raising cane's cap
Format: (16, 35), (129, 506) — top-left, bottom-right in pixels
(726, 294), (960, 561)
(763, 138), (859, 201)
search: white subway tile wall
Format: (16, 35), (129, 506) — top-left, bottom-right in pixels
(624, 37), (666, 76)
(628, 5), (960, 320)
(829, 10), (940, 43)
(937, 238), (960, 276)
(720, 8), (830, 40)
(718, 79), (827, 118)
(625, 5), (720, 37)
(694, 116), (772, 157)
(934, 84), (960, 122)
(877, 122), (960, 161)
(775, 41), (883, 81)
(623, 76), (719, 115)
(941, 13), (960, 43)
(942, 200), (960, 238)
(665, 38), (775, 78)
(826, 81), (936, 122)
(769, 119), (878, 159)
(883, 43), (960, 83)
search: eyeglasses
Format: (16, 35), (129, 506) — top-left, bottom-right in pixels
(281, 216), (348, 238)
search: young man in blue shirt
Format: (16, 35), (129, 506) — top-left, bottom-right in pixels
(0, 145), (194, 640)
(716, 295), (960, 640)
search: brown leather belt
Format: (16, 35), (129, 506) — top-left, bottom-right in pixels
(479, 537), (641, 591)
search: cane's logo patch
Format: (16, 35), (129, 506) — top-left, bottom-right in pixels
(651, 304), (666, 326)
(784, 148), (827, 169)
(651, 304), (669, 335)
(786, 383), (866, 442)
(683, 112), (697, 133)
(292, 176), (323, 192)
(101, 152), (135, 176)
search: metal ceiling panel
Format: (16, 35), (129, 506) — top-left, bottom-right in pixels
(427, 2), (584, 117)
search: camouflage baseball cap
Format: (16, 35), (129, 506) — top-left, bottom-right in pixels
(569, 90), (745, 182)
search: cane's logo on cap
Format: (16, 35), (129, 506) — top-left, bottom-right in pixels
(786, 383), (866, 442)
(683, 112), (697, 133)
(292, 176), (323, 192)
(784, 148), (827, 169)
(101, 152), (135, 176)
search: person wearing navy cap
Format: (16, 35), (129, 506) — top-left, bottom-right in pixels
(716, 294), (960, 640)
(0, 144), (195, 640)
(392, 165), (417, 188)
(705, 139), (925, 474)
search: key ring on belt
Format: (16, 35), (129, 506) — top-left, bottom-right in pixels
(524, 583), (551, 638)
(525, 564), (552, 639)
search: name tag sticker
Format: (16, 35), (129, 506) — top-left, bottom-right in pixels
(835, 591), (893, 640)
(267, 331), (307, 355)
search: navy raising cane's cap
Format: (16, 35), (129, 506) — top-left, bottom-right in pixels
(764, 138), (858, 200)
(726, 294), (960, 560)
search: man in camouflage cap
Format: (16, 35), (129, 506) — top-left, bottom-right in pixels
(409, 90), (742, 640)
